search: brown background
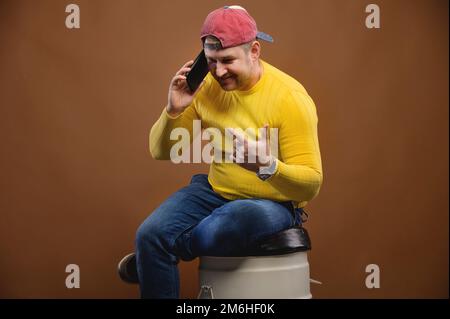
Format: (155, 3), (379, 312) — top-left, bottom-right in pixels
(0, 0), (448, 298)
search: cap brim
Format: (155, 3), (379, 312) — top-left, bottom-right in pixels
(256, 31), (274, 43)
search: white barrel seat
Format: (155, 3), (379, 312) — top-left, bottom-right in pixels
(198, 227), (312, 299)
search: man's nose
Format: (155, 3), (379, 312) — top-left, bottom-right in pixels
(215, 63), (227, 78)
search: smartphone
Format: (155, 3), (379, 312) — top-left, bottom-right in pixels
(186, 50), (209, 92)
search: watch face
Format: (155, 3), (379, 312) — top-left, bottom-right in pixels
(257, 173), (271, 181)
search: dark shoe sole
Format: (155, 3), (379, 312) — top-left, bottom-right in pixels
(118, 253), (139, 284)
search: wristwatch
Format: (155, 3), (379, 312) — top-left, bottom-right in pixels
(256, 158), (278, 181)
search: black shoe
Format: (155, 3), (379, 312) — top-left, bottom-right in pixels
(118, 252), (139, 284)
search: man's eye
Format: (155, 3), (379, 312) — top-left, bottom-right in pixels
(222, 60), (233, 64)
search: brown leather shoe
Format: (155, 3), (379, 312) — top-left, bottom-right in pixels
(118, 253), (139, 284)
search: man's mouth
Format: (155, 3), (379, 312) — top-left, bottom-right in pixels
(220, 75), (234, 83)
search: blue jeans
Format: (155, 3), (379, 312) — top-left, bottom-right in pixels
(135, 174), (303, 298)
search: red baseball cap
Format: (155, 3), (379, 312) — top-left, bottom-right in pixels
(200, 5), (274, 49)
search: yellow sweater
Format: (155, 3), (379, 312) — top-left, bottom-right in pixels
(150, 60), (322, 208)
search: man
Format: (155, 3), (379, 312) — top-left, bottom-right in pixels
(119, 5), (323, 299)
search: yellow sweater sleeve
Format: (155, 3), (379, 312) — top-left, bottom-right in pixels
(267, 90), (323, 203)
(149, 104), (199, 160)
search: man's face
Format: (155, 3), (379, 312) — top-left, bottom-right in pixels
(204, 42), (254, 91)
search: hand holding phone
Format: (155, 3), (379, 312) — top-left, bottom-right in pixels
(167, 54), (208, 117)
(166, 54), (208, 116)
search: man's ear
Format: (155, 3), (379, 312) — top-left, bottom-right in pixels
(250, 41), (261, 61)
